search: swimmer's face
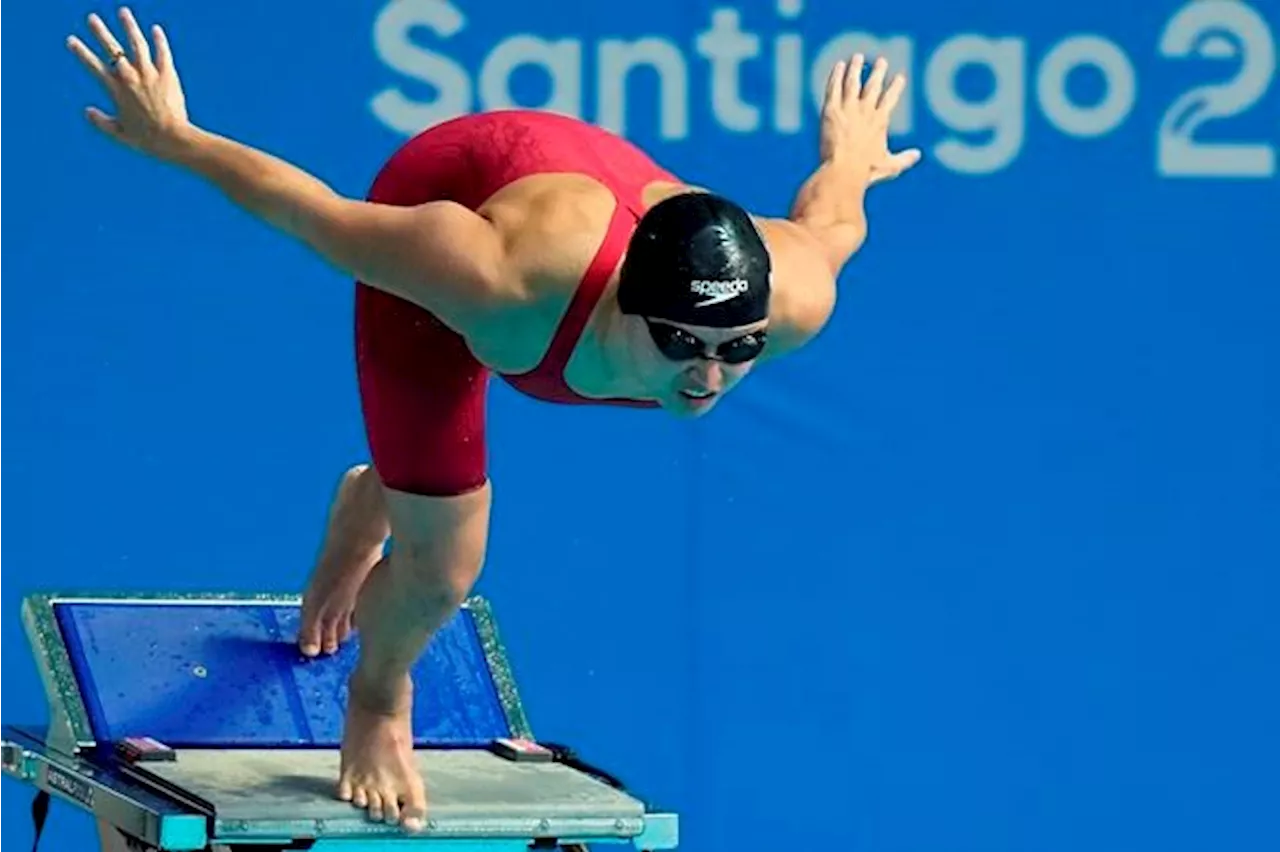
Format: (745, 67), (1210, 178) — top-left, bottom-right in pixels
(631, 317), (769, 416)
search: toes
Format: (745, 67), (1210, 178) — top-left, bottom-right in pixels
(298, 608), (323, 657)
(342, 779), (424, 830)
(402, 780), (428, 832)
(321, 613), (345, 655)
(303, 606), (351, 658)
(380, 790), (401, 824)
(366, 790), (384, 823)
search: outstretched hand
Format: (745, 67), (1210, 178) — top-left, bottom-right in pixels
(819, 54), (922, 185)
(66, 7), (192, 159)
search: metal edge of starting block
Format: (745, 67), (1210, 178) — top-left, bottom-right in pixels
(554, 812), (680, 851)
(2, 725), (210, 851)
(21, 590), (534, 749)
(265, 836), (677, 852)
(22, 593), (99, 753)
(465, 597), (535, 741)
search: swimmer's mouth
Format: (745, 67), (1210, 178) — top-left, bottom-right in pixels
(680, 389), (716, 400)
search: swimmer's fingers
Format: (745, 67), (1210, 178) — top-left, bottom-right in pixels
(86, 13), (125, 57)
(117, 7), (154, 72)
(861, 57), (890, 109)
(66, 35), (116, 90)
(85, 12), (136, 80)
(893, 148), (923, 171)
(151, 24), (175, 75)
(823, 60), (846, 111)
(872, 148), (924, 184)
(84, 106), (124, 141)
(878, 72), (907, 118)
(67, 33), (128, 141)
(842, 54), (866, 109)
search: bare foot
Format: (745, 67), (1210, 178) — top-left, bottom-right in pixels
(299, 464), (390, 656)
(337, 676), (427, 831)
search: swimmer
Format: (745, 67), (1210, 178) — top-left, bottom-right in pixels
(67, 6), (920, 833)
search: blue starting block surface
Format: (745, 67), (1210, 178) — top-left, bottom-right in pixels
(31, 594), (532, 748)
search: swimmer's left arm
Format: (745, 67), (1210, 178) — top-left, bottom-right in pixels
(787, 161), (872, 278)
(786, 55), (920, 276)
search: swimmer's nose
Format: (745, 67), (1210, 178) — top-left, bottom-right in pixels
(687, 360), (723, 390)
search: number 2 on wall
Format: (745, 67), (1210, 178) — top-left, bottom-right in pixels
(1158, 0), (1276, 178)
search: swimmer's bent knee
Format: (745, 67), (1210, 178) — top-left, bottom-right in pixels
(375, 482), (491, 610)
(386, 546), (478, 612)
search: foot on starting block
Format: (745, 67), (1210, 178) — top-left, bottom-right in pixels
(2, 592), (679, 851)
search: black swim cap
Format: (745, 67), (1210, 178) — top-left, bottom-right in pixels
(618, 192), (771, 329)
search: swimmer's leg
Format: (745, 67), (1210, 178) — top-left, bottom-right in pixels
(96, 819), (134, 852)
(338, 482), (491, 830)
(299, 463), (391, 656)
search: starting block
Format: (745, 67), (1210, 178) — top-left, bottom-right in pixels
(2, 592), (679, 851)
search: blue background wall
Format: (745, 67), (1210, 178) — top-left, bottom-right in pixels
(4, 1), (1278, 850)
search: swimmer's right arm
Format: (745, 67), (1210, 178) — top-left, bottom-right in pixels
(67, 8), (517, 333)
(166, 128), (517, 327)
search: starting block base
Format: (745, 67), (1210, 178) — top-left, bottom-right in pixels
(2, 593), (678, 851)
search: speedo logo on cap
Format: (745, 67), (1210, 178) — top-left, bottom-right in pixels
(690, 278), (750, 307)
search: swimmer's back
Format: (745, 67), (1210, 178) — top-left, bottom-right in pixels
(365, 110), (677, 213)
(353, 111), (675, 496)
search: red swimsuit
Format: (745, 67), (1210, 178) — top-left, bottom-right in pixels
(354, 110), (672, 497)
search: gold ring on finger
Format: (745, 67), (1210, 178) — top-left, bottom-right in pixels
(110, 50), (127, 66)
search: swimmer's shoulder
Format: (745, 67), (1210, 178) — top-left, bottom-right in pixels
(463, 175), (628, 369)
(481, 173), (637, 300)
